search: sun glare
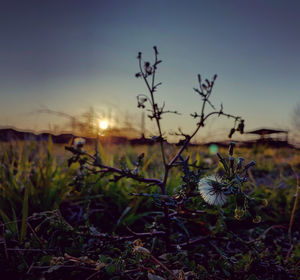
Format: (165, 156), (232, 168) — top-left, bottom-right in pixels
(99, 120), (108, 130)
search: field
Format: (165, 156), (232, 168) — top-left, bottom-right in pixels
(0, 140), (299, 279)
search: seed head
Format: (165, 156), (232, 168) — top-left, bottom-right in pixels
(198, 176), (227, 206)
(73, 138), (86, 149)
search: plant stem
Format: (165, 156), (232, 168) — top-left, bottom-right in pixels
(138, 55), (167, 167)
(138, 52), (172, 250)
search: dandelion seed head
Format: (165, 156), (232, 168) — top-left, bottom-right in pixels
(198, 175), (227, 206)
(74, 138), (86, 148)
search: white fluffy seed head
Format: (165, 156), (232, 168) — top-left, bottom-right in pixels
(198, 176), (227, 206)
(73, 137), (86, 148)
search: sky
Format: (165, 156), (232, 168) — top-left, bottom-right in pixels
(0, 0), (299, 142)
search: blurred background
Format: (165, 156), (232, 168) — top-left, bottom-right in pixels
(0, 0), (299, 145)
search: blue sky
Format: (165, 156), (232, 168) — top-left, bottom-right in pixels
(0, 0), (299, 141)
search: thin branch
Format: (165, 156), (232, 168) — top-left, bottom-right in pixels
(169, 108), (240, 168)
(83, 152), (162, 186)
(246, 225), (286, 244)
(149, 254), (180, 280)
(78, 230), (165, 242)
(172, 235), (210, 247)
(126, 227), (165, 237)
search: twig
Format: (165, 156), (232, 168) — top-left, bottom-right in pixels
(126, 227), (165, 237)
(83, 152), (162, 186)
(0, 210), (58, 226)
(27, 221), (43, 248)
(78, 230), (166, 242)
(86, 270), (101, 280)
(246, 225), (286, 244)
(285, 243), (294, 263)
(149, 254), (180, 280)
(172, 235), (210, 247)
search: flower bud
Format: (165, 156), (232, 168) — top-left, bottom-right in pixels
(198, 74), (201, 84)
(228, 142), (236, 156)
(252, 216), (261, 223)
(236, 157), (244, 170)
(262, 199), (268, 207)
(245, 160), (256, 170)
(228, 128), (235, 138)
(234, 214), (241, 220)
(237, 120), (245, 134)
(235, 208), (245, 219)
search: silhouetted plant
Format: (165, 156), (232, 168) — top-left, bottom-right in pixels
(66, 46), (260, 253)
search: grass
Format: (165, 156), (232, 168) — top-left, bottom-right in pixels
(0, 140), (299, 279)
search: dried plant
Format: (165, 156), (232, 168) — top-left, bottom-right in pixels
(66, 46), (262, 253)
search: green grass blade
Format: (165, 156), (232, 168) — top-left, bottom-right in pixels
(20, 185), (29, 243)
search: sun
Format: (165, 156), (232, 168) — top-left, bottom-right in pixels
(99, 120), (108, 130)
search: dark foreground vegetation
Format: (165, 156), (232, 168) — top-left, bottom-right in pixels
(0, 141), (299, 279)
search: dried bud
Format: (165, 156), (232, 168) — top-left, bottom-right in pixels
(205, 79), (211, 87)
(228, 128), (235, 138)
(245, 160), (256, 170)
(144, 62), (152, 75)
(237, 120), (245, 134)
(137, 52), (142, 59)
(198, 74), (201, 84)
(137, 96), (147, 108)
(228, 142), (236, 156)
(135, 72), (141, 78)
(236, 157), (244, 170)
